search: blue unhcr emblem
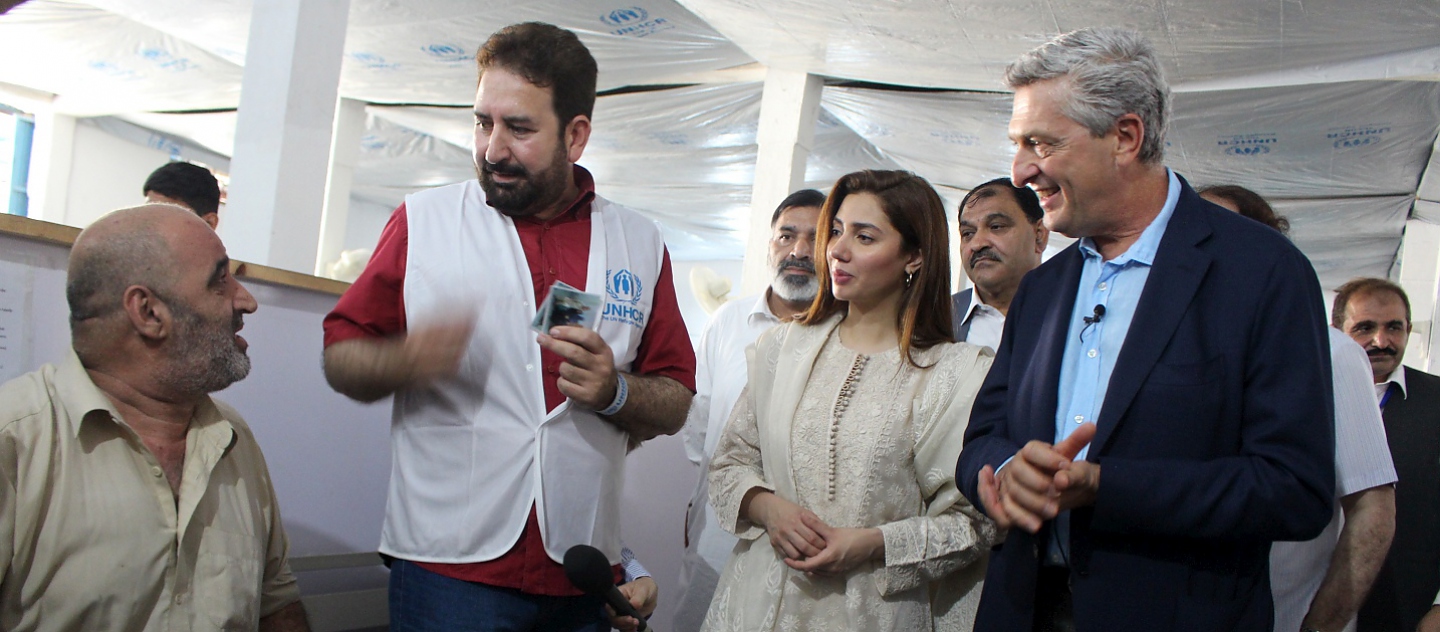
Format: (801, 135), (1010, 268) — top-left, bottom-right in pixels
(604, 269), (646, 328)
(598, 6), (674, 38)
(601, 7), (649, 27)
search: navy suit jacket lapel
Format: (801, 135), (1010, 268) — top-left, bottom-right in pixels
(1026, 247), (1084, 443)
(1092, 189), (1214, 455)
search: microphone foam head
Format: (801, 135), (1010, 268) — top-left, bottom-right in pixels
(563, 544), (614, 595)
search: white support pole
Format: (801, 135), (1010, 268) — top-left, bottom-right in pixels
(224, 0), (351, 273)
(739, 69), (822, 296)
(1397, 216), (1440, 372)
(1428, 275), (1440, 375)
(1422, 219), (1440, 374)
(26, 109), (74, 224)
(315, 97), (366, 277)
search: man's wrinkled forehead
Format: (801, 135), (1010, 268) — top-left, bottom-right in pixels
(962, 188), (1028, 223)
(773, 206), (820, 234)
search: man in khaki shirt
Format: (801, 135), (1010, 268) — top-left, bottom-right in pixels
(0, 204), (308, 630)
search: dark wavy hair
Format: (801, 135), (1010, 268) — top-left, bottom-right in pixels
(959, 177), (1043, 223)
(802, 170), (954, 367)
(1198, 184), (1290, 236)
(477, 22), (597, 129)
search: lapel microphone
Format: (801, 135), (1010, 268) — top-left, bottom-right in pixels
(1084, 304), (1106, 325)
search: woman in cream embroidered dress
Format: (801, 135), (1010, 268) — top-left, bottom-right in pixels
(703, 170), (1001, 632)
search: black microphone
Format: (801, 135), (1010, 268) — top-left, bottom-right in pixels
(1083, 304), (1106, 325)
(564, 544), (649, 631)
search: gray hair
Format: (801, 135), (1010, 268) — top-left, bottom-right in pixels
(1005, 27), (1171, 165)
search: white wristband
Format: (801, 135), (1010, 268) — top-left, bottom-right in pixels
(599, 373), (628, 416)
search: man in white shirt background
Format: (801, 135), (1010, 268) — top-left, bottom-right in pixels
(951, 177), (1049, 350)
(1201, 184), (1397, 632)
(670, 188), (825, 632)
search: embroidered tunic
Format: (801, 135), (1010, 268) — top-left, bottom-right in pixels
(704, 316), (1000, 632)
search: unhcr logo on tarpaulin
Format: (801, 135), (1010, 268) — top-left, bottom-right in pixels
(1217, 133), (1277, 157)
(602, 6), (649, 26)
(349, 52), (400, 70)
(1327, 125), (1390, 150)
(423, 44), (472, 64)
(599, 6), (674, 38)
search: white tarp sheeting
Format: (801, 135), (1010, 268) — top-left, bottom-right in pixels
(678, 0), (1440, 90)
(363, 83), (900, 260)
(0, 0), (753, 113)
(1, 0), (1437, 281)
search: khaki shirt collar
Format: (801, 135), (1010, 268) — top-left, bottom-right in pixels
(55, 351), (235, 450)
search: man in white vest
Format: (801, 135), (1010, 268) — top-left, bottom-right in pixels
(671, 188), (825, 632)
(322, 22), (696, 632)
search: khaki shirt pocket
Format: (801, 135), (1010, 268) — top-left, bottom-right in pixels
(194, 528), (263, 630)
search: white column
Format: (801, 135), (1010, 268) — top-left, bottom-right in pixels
(26, 109), (74, 224)
(1398, 217), (1440, 372)
(315, 97), (366, 276)
(739, 69), (822, 296)
(224, 0), (351, 273)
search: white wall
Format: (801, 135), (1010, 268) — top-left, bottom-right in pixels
(63, 122), (172, 228)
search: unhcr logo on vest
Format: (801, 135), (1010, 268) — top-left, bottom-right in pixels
(604, 269), (646, 329)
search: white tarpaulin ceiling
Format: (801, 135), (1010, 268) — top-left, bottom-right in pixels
(0, 0), (1437, 289)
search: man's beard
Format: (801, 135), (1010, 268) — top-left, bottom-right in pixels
(161, 300), (251, 396)
(477, 142), (570, 218)
(771, 258), (818, 304)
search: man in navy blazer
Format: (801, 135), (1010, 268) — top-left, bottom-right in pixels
(956, 27), (1335, 632)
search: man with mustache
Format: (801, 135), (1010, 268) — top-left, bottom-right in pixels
(1334, 278), (1440, 632)
(953, 177), (1049, 350)
(672, 188), (825, 632)
(0, 204), (307, 630)
(321, 22), (696, 632)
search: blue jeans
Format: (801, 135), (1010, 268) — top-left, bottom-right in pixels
(388, 559), (609, 632)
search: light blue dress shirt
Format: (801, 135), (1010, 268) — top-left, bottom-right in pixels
(1045, 169), (1181, 566)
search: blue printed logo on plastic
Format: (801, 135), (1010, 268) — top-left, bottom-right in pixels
(599, 6), (673, 37)
(1217, 133), (1277, 157)
(601, 7), (649, 26)
(423, 44), (472, 63)
(349, 52), (400, 70)
(1327, 125), (1390, 150)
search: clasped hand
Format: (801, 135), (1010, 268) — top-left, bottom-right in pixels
(977, 422), (1101, 534)
(750, 491), (882, 575)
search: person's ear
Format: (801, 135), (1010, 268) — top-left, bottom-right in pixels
(1034, 221), (1050, 253)
(1111, 113), (1146, 165)
(565, 115), (592, 164)
(121, 285), (171, 342)
(905, 251), (924, 276)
